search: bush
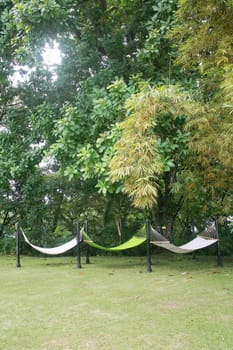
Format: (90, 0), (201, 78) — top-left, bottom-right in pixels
(220, 222), (233, 256)
(0, 235), (16, 255)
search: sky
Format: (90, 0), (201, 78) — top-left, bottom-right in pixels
(12, 41), (62, 85)
(42, 42), (62, 66)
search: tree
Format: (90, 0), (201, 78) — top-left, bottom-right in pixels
(169, 0), (233, 219)
(3, 1), (166, 237)
(1, 0), (231, 250)
(171, 0), (233, 167)
(110, 84), (204, 238)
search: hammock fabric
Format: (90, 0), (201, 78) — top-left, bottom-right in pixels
(150, 226), (218, 254)
(151, 236), (218, 254)
(82, 230), (146, 251)
(21, 229), (78, 255)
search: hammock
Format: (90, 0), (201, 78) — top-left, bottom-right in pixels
(81, 229), (146, 252)
(150, 226), (218, 254)
(21, 229), (78, 255)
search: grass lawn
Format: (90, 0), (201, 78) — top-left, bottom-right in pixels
(0, 253), (233, 350)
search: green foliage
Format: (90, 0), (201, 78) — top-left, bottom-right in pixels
(220, 220), (233, 257)
(0, 235), (15, 255)
(137, 0), (177, 76)
(51, 78), (135, 197)
(110, 86), (163, 209)
(171, 0), (233, 169)
(75, 130), (119, 195)
(0, 0), (232, 253)
(110, 84), (201, 211)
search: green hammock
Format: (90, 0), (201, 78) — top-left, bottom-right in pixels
(81, 229), (146, 252)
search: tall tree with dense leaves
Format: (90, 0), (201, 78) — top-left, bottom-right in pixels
(0, 1), (180, 237)
(2, 0), (230, 247)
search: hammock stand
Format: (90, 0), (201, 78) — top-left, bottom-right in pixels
(16, 220), (221, 271)
(148, 222), (221, 270)
(81, 220), (152, 272)
(77, 221), (221, 272)
(16, 222), (149, 270)
(81, 224), (150, 270)
(15, 223), (81, 268)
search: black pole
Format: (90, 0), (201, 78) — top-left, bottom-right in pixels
(76, 221), (82, 269)
(190, 223), (197, 260)
(16, 222), (21, 268)
(215, 219), (223, 267)
(146, 219), (152, 272)
(84, 221), (90, 264)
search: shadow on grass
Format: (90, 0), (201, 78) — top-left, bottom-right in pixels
(5, 253), (233, 272)
(88, 253), (233, 273)
(150, 253), (233, 272)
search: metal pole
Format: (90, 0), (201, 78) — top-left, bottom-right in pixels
(191, 223), (197, 260)
(215, 219), (223, 267)
(16, 222), (21, 268)
(76, 221), (82, 269)
(146, 219), (152, 272)
(84, 221), (90, 264)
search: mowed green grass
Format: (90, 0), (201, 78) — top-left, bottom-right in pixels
(0, 254), (233, 350)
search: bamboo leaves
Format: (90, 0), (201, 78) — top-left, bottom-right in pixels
(172, 0), (233, 170)
(110, 84), (197, 209)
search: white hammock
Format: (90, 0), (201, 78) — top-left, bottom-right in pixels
(151, 235), (218, 254)
(21, 229), (78, 255)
